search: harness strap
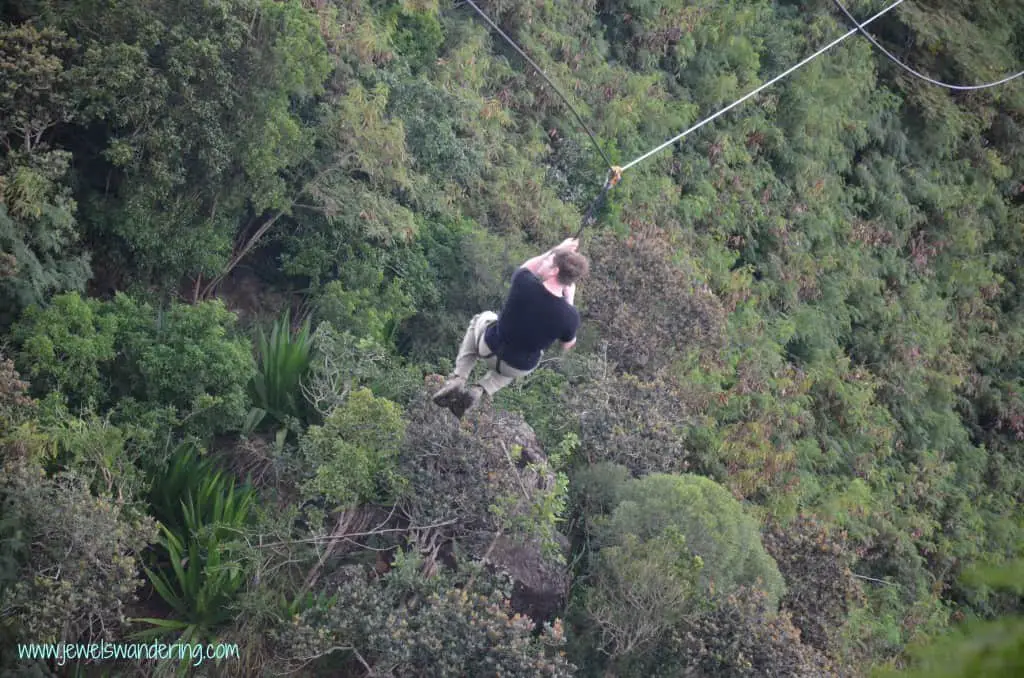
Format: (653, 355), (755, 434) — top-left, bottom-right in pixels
(479, 319), (509, 376)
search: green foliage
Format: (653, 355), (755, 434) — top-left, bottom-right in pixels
(12, 292), (115, 407)
(315, 271), (414, 347)
(298, 387), (407, 508)
(493, 368), (573, 454)
(875, 561), (1024, 678)
(107, 295), (255, 435)
(582, 529), (703, 659)
(148, 443), (239, 535)
(250, 310), (313, 430)
(386, 5), (444, 73)
(0, 455), (156, 647)
(594, 473), (786, 607)
(1, 0), (1023, 672)
(141, 443), (255, 641)
(13, 293), (255, 437)
(38, 408), (150, 501)
(21, 0), (333, 284)
(570, 461), (633, 518)
(303, 321), (426, 411)
(272, 560), (574, 677)
(0, 24), (89, 324)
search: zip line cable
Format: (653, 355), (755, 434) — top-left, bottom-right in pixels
(831, 0), (1024, 91)
(618, 0), (907, 172)
(461, 0), (1022, 236)
(461, 0), (615, 172)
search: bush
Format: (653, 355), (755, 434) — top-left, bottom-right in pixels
(761, 514), (865, 653)
(271, 557), (574, 677)
(594, 473), (786, 606)
(12, 292), (255, 438)
(12, 292), (116, 408)
(659, 587), (834, 678)
(0, 455), (156, 646)
(583, 226), (727, 376)
(303, 321), (425, 411)
(583, 529), (703, 658)
(298, 387), (407, 508)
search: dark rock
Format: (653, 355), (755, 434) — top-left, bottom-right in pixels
(405, 379), (572, 623)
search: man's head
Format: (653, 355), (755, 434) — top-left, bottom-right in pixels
(548, 250), (589, 286)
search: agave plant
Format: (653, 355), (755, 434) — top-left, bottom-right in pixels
(148, 442), (215, 533)
(137, 448), (256, 643)
(249, 309), (314, 429)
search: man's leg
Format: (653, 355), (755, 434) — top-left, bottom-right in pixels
(455, 312), (496, 380)
(433, 312), (496, 408)
(450, 358), (533, 418)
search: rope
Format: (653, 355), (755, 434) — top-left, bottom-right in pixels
(619, 0), (907, 172)
(832, 0), (1024, 91)
(461, 0), (614, 171)
(463, 0), (1022, 236)
(574, 166), (623, 239)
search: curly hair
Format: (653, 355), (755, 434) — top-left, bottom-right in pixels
(553, 250), (590, 286)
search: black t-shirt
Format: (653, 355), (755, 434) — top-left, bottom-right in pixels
(484, 267), (580, 371)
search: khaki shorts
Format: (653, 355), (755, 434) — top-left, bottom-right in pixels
(455, 312), (537, 395)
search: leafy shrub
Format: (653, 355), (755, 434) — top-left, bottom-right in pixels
(583, 225), (727, 376)
(107, 294), (255, 436)
(12, 292), (255, 437)
(594, 473), (786, 606)
(761, 514), (865, 653)
(387, 7), (444, 73)
(12, 292), (116, 408)
(570, 461), (633, 518)
(315, 272), (415, 348)
(653, 587), (834, 678)
(271, 556), (574, 677)
(303, 321), (425, 411)
(298, 387), (407, 508)
(38, 408), (150, 502)
(583, 529), (703, 659)
(0, 455), (156, 646)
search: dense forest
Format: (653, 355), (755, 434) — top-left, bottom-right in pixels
(1, 0), (1022, 675)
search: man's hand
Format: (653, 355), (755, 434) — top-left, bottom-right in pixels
(555, 237), (579, 253)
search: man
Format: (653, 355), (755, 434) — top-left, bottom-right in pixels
(433, 237), (589, 418)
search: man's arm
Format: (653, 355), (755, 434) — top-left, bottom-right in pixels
(562, 283), (576, 306)
(521, 237), (579, 274)
(560, 302), (579, 351)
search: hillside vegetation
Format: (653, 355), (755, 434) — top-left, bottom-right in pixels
(1, 0), (1022, 676)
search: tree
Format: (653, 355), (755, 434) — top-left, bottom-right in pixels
(0, 25), (90, 324)
(12, 292), (255, 438)
(12, 0), (332, 287)
(271, 558), (574, 677)
(0, 453), (156, 649)
(593, 472), (786, 606)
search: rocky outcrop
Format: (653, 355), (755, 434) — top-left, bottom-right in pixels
(399, 377), (572, 623)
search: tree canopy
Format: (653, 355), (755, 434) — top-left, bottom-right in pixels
(1, 0), (1022, 676)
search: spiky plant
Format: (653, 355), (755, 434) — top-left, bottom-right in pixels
(249, 309), (313, 428)
(138, 446), (256, 645)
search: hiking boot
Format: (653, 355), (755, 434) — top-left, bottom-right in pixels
(432, 375), (466, 409)
(450, 385), (488, 419)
